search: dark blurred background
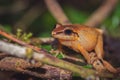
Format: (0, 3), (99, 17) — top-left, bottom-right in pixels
(0, 0), (120, 80)
(0, 0), (119, 37)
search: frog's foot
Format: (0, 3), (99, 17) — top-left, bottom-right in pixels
(89, 52), (98, 64)
(50, 49), (65, 57)
(89, 52), (106, 72)
(92, 59), (106, 72)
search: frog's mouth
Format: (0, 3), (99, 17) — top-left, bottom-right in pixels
(52, 30), (79, 41)
(52, 31), (63, 36)
(53, 35), (78, 41)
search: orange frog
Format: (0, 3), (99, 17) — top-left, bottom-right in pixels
(52, 24), (118, 73)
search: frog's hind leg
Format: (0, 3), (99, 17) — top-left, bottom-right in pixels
(95, 34), (117, 73)
(95, 34), (104, 59)
(102, 60), (117, 73)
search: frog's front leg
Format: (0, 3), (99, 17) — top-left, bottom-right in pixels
(95, 34), (117, 73)
(77, 45), (91, 64)
(95, 34), (104, 59)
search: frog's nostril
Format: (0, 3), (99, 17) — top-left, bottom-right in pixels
(52, 32), (56, 35)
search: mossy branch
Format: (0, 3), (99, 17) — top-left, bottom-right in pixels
(0, 40), (114, 78)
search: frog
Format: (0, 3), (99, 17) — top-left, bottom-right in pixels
(52, 24), (118, 73)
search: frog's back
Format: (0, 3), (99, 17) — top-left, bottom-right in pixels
(73, 24), (99, 51)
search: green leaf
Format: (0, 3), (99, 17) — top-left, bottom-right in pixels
(41, 45), (52, 51)
(83, 64), (93, 69)
(56, 52), (64, 59)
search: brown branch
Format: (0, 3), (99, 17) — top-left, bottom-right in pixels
(0, 29), (41, 51)
(0, 40), (95, 78)
(30, 37), (54, 45)
(45, 0), (118, 27)
(64, 55), (85, 63)
(0, 40), (115, 78)
(41, 64), (72, 79)
(84, 0), (118, 27)
(0, 57), (72, 79)
(44, 0), (71, 25)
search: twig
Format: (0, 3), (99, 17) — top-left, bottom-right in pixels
(0, 53), (10, 59)
(44, 0), (71, 25)
(84, 0), (118, 27)
(50, 49), (85, 63)
(0, 29), (41, 51)
(64, 55), (85, 63)
(30, 37), (54, 45)
(0, 40), (114, 78)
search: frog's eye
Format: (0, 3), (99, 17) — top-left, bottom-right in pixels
(64, 29), (73, 35)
